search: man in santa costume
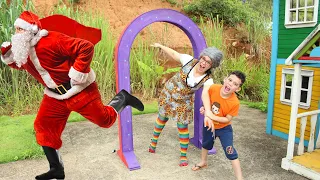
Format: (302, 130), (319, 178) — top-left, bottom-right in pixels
(1, 11), (144, 179)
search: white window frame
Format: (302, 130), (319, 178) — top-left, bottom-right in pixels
(285, 0), (319, 28)
(280, 68), (314, 109)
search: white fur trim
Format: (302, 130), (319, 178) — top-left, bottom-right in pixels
(32, 25), (38, 32)
(1, 50), (14, 65)
(39, 29), (48, 37)
(44, 70), (96, 100)
(31, 36), (41, 46)
(30, 31), (47, 46)
(29, 47), (57, 88)
(69, 66), (89, 83)
(14, 18), (38, 33)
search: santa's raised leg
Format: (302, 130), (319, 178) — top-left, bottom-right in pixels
(34, 89), (143, 180)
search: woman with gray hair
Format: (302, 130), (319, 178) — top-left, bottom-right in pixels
(149, 43), (223, 167)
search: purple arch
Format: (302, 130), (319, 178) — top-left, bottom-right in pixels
(114, 8), (210, 170)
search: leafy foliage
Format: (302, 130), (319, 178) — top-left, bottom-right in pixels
(244, 0), (272, 20)
(198, 13), (270, 112)
(183, 0), (261, 26)
(0, 0), (42, 116)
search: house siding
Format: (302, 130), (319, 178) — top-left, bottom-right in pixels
(272, 65), (320, 139)
(278, 0), (320, 58)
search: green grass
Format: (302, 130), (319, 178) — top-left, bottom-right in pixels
(0, 114), (42, 163)
(241, 101), (267, 113)
(0, 101), (158, 164)
(166, 0), (177, 6)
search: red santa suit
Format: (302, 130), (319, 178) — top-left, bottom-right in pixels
(1, 12), (117, 149)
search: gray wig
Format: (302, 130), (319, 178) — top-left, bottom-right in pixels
(200, 47), (223, 69)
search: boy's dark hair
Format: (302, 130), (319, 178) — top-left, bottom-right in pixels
(229, 71), (246, 86)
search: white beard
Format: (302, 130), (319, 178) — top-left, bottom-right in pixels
(11, 32), (33, 67)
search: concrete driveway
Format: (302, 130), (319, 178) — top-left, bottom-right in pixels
(0, 105), (307, 180)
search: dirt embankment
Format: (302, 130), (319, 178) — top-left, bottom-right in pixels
(31, 0), (269, 62)
(32, 0), (192, 49)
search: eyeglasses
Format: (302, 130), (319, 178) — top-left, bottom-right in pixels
(200, 57), (212, 66)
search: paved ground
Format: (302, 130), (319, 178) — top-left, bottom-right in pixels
(0, 105), (307, 180)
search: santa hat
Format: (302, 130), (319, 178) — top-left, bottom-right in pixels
(14, 11), (42, 33)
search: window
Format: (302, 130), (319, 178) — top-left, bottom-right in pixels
(280, 68), (314, 108)
(285, 0), (319, 28)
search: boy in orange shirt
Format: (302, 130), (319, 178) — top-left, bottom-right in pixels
(192, 71), (246, 180)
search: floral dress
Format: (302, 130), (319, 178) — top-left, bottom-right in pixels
(158, 59), (210, 125)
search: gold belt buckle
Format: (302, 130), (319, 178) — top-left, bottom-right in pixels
(56, 84), (67, 95)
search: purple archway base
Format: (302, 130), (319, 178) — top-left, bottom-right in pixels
(115, 9), (216, 171)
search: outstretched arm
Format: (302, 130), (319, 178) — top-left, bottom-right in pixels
(1, 42), (23, 70)
(151, 43), (181, 62)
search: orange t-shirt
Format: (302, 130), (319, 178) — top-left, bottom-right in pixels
(208, 84), (240, 129)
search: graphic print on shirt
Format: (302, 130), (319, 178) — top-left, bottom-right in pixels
(211, 102), (220, 115)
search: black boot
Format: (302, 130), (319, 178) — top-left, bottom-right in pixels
(108, 89), (144, 113)
(35, 146), (65, 180)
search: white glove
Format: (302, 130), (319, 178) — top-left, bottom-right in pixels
(1, 42), (12, 55)
(1, 42), (11, 48)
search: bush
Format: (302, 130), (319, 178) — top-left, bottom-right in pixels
(183, 0), (260, 26)
(211, 54), (269, 103)
(184, 0), (271, 61)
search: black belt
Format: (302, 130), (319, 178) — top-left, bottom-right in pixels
(48, 82), (72, 95)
